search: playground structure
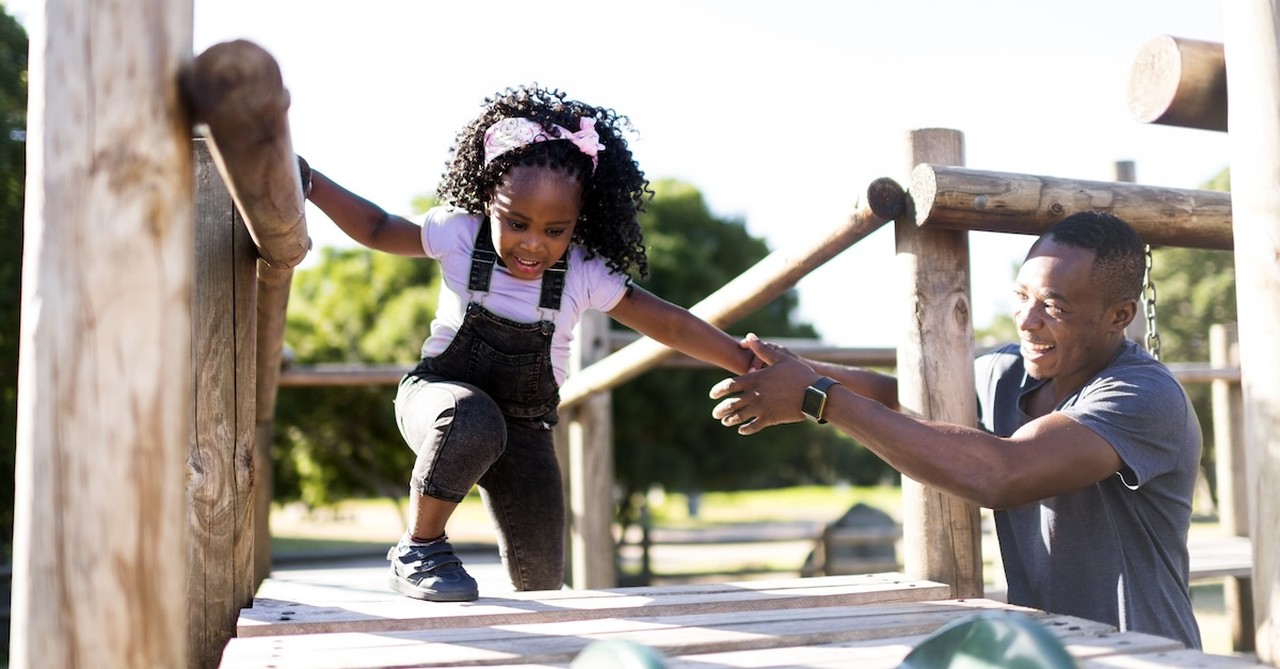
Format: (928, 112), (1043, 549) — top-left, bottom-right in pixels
(9, 1), (1280, 668)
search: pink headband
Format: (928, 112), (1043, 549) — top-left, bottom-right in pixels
(482, 117), (605, 172)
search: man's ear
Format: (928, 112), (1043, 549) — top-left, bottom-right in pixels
(1110, 297), (1139, 332)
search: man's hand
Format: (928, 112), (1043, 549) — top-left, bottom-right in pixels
(710, 334), (820, 435)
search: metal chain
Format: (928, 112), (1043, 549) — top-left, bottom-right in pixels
(1142, 244), (1161, 361)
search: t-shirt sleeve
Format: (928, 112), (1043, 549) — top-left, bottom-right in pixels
(579, 256), (631, 312)
(1059, 365), (1193, 489)
(420, 206), (474, 260)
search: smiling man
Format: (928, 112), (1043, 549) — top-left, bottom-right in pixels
(710, 211), (1203, 649)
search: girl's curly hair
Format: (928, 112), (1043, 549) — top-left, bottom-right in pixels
(436, 84), (652, 279)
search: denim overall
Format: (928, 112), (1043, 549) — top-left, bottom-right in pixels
(395, 220), (569, 591)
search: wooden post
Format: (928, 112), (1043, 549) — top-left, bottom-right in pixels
(896, 129), (984, 599)
(184, 38), (310, 594)
(190, 139), (259, 668)
(910, 164), (1234, 250)
(10, 0), (193, 667)
(558, 177), (906, 410)
(1222, 1), (1280, 662)
(555, 310), (615, 588)
(1127, 35), (1228, 132)
(254, 263), (294, 586)
(1212, 323), (1254, 652)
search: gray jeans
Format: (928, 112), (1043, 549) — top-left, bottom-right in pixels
(395, 373), (565, 591)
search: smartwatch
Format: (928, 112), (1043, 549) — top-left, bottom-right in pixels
(801, 376), (841, 424)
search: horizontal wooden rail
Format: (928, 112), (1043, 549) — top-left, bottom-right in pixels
(184, 39), (310, 269)
(277, 345), (1238, 388)
(556, 177), (908, 410)
(276, 339), (898, 388)
(910, 164), (1233, 250)
(1127, 35), (1227, 132)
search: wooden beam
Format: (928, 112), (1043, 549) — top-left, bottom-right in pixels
(189, 139), (259, 668)
(10, 0), (193, 666)
(1223, 0), (1280, 662)
(1127, 35), (1228, 132)
(910, 164), (1233, 250)
(895, 129), (984, 600)
(1211, 324), (1253, 653)
(253, 262), (293, 587)
(557, 310), (615, 589)
(275, 353), (1238, 386)
(557, 177), (907, 410)
(184, 39), (310, 269)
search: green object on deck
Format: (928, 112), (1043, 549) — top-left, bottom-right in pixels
(898, 611), (1078, 669)
(571, 639), (668, 669)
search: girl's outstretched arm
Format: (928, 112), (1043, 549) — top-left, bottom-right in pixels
(307, 169), (426, 257)
(606, 286), (755, 374)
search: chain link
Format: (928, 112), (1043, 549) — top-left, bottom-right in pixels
(1142, 244), (1161, 361)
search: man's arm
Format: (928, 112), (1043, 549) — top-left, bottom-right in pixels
(710, 337), (1122, 509)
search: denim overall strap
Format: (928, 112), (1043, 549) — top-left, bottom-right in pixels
(538, 255), (568, 311)
(468, 220), (498, 294)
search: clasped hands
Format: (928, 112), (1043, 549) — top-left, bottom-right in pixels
(710, 333), (824, 435)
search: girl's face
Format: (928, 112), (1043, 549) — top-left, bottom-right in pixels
(487, 165), (583, 281)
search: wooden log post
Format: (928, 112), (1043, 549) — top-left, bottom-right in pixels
(184, 38), (311, 599)
(557, 177), (907, 410)
(254, 263), (294, 586)
(190, 140), (259, 668)
(554, 310), (615, 588)
(911, 165), (1234, 250)
(896, 129), (984, 599)
(1222, 1), (1280, 662)
(1127, 35), (1228, 132)
(1212, 323), (1254, 653)
(10, 1), (194, 667)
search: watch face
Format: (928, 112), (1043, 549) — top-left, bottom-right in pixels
(802, 386), (827, 422)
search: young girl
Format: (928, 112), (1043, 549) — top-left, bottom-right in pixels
(304, 84), (756, 602)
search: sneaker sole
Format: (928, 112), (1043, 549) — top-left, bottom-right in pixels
(388, 575), (479, 602)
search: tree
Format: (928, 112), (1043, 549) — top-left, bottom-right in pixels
(271, 247), (441, 506)
(612, 180), (888, 514)
(0, 4), (28, 560)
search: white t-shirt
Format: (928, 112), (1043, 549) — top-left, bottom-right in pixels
(418, 207), (632, 385)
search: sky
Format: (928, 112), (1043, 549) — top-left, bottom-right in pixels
(9, 1), (1231, 346)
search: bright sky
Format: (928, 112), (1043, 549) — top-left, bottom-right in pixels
(9, 1), (1231, 346)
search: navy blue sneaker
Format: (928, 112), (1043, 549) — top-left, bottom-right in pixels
(386, 537), (479, 602)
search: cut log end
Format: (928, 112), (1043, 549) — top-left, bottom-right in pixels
(1127, 35), (1183, 124)
(908, 164), (941, 224)
(186, 40), (289, 125)
(866, 177), (908, 221)
(1126, 35), (1227, 131)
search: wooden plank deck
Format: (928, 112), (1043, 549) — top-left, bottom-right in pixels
(222, 572), (1265, 668)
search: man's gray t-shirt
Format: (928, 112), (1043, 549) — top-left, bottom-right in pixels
(975, 340), (1202, 649)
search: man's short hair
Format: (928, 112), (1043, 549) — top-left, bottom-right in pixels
(1042, 211), (1145, 306)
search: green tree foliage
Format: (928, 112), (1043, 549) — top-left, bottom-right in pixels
(612, 180), (889, 509)
(272, 247), (441, 506)
(0, 5), (27, 558)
